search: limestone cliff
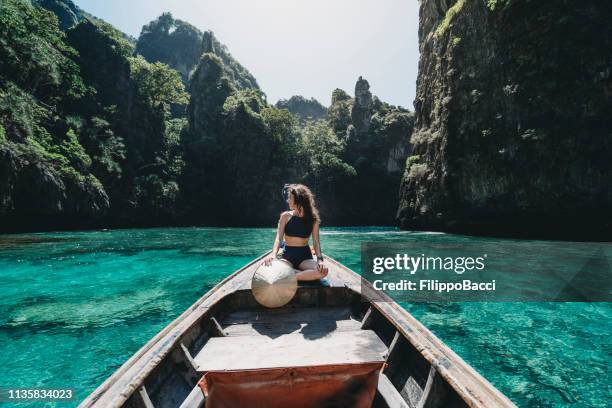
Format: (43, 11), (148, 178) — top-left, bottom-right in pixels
(327, 78), (414, 224)
(136, 13), (259, 90)
(350, 76), (374, 137)
(182, 54), (296, 225)
(397, 0), (612, 238)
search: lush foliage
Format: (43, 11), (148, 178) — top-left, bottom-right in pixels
(434, 0), (466, 38)
(323, 82), (414, 224)
(0, 0), (85, 102)
(0, 0), (191, 228)
(0, 0), (98, 196)
(301, 120), (356, 182)
(129, 56), (188, 110)
(1, 0), (414, 229)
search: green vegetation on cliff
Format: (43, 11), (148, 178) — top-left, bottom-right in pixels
(325, 77), (415, 224)
(183, 53), (316, 225)
(0, 0), (106, 224)
(136, 12), (259, 90)
(1, 0), (414, 230)
(0, 0), (187, 229)
(275, 96), (327, 124)
(182, 54), (413, 225)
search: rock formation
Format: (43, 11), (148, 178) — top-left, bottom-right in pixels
(350, 76), (374, 137)
(275, 96), (327, 124)
(397, 0), (612, 238)
(136, 13), (259, 90)
(327, 78), (414, 224)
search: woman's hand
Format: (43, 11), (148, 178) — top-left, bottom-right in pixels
(317, 258), (328, 277)
(263, 255), (276, 266)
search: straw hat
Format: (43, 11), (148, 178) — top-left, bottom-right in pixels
(252, 259), (297, 308)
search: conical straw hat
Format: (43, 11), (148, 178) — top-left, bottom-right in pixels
(252, 259), (297, 308)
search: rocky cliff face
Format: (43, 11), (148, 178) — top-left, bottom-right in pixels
(67, 20), (181, 222)
(398, 0), (612, 238)
(136, 13), (259, 90)
(0, 0), (110, 230)
(183, 61), (414, 226)
(135, 13), (204, 83)
(68, 21), (167, 168)
(182, 54), (297, 225)
(0, 0), (187, 232)
(0, 143), (109, 229)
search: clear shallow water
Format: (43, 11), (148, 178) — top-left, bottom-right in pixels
(0, 227), (609, 407)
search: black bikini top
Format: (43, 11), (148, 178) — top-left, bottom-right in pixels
(284, 214), (313, 238)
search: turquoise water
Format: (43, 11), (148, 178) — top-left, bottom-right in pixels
(0, 227), (609, 407)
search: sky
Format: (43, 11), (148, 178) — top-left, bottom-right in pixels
(73, 0), (420, 108)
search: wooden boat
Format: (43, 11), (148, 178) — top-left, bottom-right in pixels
(79, 253), (516, 408)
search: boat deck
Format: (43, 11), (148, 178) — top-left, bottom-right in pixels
(194, 306), (387, 372)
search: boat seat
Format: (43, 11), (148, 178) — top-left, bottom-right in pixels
(194, 329), (387, 372)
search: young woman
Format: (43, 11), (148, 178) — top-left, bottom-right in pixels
(263, 184), (328, 281)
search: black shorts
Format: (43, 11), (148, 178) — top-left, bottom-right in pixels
(282, 245), (313, 269)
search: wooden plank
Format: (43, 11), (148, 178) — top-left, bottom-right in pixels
(209, 317), (227, 337)
(361, 306), (374, 329)
(417, 366), (437, 408)
(377, 373), (409, 408)
(136, 386), (154, 408)
(384, 331), (400, 361)
(194, 330), (387, 372)
(178, 385), (205, 408)
(179, 343), (199, 374)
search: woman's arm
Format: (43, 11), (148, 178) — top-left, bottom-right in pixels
(312, 222), (324, 263)
(265, 212), (288, 265)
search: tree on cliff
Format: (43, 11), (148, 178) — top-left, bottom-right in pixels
(275, 96), (327, 124)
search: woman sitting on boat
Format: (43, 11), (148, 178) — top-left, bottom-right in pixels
(264, 184), (328, 281)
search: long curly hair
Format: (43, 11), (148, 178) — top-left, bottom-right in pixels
(288, 184), (320, 229)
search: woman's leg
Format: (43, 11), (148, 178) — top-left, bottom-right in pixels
(295, 259), (329, 281)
